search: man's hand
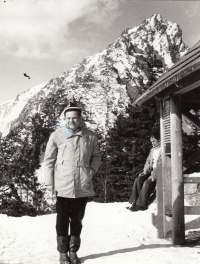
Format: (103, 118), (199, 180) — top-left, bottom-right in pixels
(90, 168), (95, 177)
(148, 176), (155, 182)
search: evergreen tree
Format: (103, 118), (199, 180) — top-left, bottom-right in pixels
(0, 88), (72, 216)
(92, 103), (159, 202)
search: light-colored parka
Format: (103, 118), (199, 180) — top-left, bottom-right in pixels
(143, 143), (161, 174)
(44, 127), (101, 198)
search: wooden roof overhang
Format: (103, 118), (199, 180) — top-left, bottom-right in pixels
(134, 40), (200, 106)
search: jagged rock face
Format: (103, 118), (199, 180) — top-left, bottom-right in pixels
(0, 14), (188, 138)
(62, 13), (187, 99)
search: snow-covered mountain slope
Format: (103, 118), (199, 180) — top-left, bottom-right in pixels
(0, 202), (199, 264)
(0, 14), (188, 137)
(0, 83), (46, 136)
(0, 100), (14, 120)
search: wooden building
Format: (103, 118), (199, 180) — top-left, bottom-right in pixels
(134, 40), (200, 245)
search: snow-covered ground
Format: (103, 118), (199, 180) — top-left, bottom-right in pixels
(0, 202), (200, 264)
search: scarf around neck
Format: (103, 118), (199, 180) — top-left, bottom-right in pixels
(62, 126), (81, 138)
(153, 141), (161, 149)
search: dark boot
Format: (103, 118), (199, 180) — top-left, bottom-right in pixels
(60, 253), (71, 264)
(126, 200), (136, 210)
(129, 205), (140, 212)
(57, 236), (71, 264)
(69, 236), (81, 264)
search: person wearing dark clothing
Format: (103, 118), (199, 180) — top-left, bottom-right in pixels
(56, 197), (88, 238)
(127, 133), (161, 212)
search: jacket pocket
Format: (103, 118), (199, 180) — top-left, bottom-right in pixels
(77, 160), (90, 167)
(80, 166), (92, 187)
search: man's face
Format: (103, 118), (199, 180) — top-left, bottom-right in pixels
(65, 111), (81, 131)
(150, 137), (159, 147)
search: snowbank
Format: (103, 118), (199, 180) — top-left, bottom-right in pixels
(0, 202), (200, 264)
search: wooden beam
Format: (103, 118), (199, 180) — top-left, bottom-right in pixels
(165, 206), (200, 215)
(183, 149), (200, 171)
(182, 111), (200, 130)
(160, 100), (172, 237)
(184, 172), (200, 183)
(154, 160), (164, 238)
(184, 172), (200, 176)
(174, 79), (200, 95)
(184, 206), (200, 215)
(170, 95), (185, 245)
(184, 177), (200, 183)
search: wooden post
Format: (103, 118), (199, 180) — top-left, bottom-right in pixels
(160, 100), (172, 238)
(170, 95), (185, 245)
(155, 160), (163, 238)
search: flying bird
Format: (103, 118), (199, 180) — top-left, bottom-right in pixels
(24, 73), (30, 79)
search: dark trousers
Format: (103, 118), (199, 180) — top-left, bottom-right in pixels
(129, 172), (156, 208)
(56, 196), (88, 238)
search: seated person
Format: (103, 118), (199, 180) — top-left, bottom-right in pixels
(127, 132), (161, 211)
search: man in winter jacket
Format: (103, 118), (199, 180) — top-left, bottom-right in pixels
(44, 102), (101, 264)
(126, 132), (161, 212)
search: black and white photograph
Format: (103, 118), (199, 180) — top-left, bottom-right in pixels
(1, 0), (200, 263)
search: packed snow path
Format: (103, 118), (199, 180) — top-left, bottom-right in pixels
(0, 202), (200, 264)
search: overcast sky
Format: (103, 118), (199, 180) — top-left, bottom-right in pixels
(1, 0), (200, 104)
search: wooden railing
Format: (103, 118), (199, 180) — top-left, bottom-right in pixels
(152, 165), (200, 238)
(184, 173), (200, 215)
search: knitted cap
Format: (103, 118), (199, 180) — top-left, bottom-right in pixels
(63, 102), (82, 115)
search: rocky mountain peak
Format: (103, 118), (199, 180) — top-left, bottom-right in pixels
(0, 14), (188, 138)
